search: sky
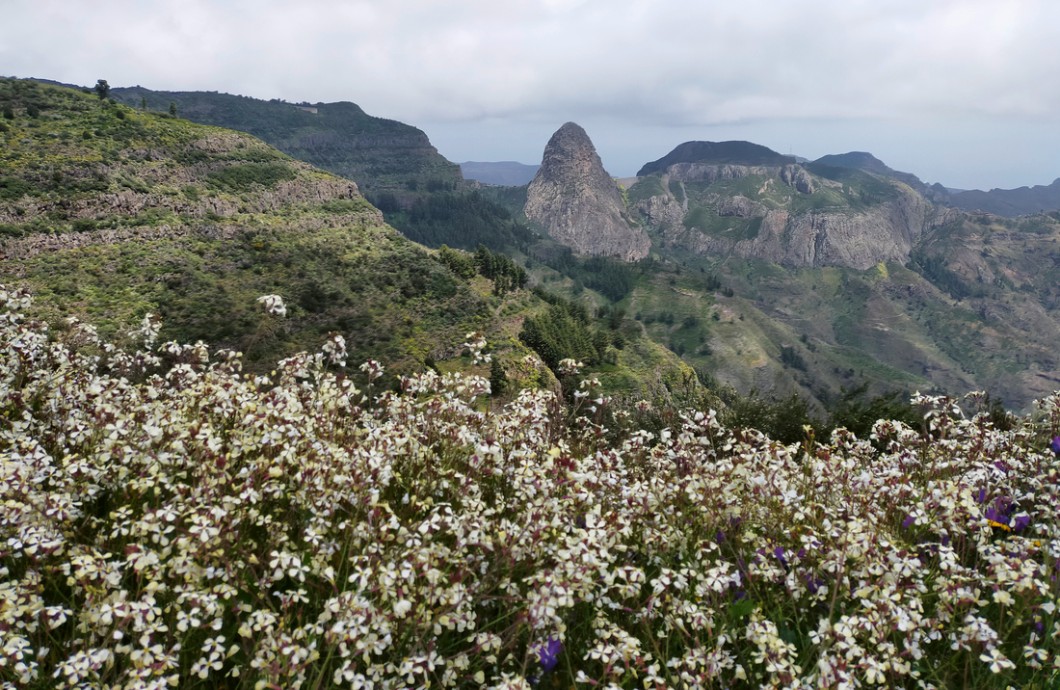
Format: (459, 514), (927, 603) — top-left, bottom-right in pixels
(3, 0), (1060, 190)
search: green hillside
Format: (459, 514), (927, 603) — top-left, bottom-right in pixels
(0, 78), (695, 403)
(109, 85), (552, 258)
(110, 86), (461, 197)
(624, 158), (1060, 410)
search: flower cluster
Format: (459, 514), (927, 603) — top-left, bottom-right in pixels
(1, 285), (1059, 688)
(462, 331), (491, 365)
(256, 293), (287, 317)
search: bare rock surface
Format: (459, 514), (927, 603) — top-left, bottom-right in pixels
(524, 123), (650, 260)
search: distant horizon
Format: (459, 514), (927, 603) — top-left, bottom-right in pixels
(22, 73), (1060, 193)
(38, 75), (1060, 194)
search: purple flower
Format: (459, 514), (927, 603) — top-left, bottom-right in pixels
(772, 546), (788, 568)
(902, 514), (916, 529)
(976, 488), (988, 504)
(984, 505), (1007, 525)
(536, 638), (562, 673)
(1050, 436), (1060, 455)
(1012, 513), (1031, 532)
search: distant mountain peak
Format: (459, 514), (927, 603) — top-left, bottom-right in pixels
(638, 141), (795, 176)
(524, 122), (650, 260)
(810, 151), (927, 193)
(814, 151), (897, 176)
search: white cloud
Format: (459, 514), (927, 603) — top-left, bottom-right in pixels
(2, 0), (1059, 187)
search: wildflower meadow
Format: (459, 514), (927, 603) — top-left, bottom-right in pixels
(2, 284), (1059, 689)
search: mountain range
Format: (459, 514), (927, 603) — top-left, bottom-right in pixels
(517, 127), (1059, 409)
(0, 77), (696, 405)
(4, 77), (1060, 412)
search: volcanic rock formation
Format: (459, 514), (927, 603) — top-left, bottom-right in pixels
(524, 122), (650, 260)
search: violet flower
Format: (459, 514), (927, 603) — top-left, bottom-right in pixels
(536, 638), (562, 674)
(1050, 436), (1060, 455)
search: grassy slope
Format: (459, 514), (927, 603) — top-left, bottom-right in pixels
(0, 79), (529, 382)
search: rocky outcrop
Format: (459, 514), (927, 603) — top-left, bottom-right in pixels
(524, 123), (650, 261)
(779, 166), (816, 195)
(663, 162), (816, 195)
(675, 187), (936, 269)
(717, 195), (765, 218)
(638, 161), (949, 269)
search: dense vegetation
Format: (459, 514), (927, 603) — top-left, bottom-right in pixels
(382, 191), (535, 252)
(0, 79), (531, 382)
(2, 285), (1059, 689)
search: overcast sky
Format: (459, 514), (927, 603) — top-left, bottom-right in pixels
(4, 0), (1060, 189)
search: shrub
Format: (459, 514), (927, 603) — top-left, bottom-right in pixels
(205, 162), (297, 192)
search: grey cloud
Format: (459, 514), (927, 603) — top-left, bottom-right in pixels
(2, 0), (1060, 187)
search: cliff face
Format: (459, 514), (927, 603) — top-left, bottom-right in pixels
(637, 160), (946, 270)
(524, 123), (650, 260)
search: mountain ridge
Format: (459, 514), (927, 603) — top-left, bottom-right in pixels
(0, 78), (699, 404)
(110, 86), (463, 199)
(638, 140), (797, 176)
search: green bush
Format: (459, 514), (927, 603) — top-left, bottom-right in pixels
(205, 162), (297, 192)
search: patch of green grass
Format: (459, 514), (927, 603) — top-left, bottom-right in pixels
(205, 162), (297, 192)
(684, 205), (763, 241)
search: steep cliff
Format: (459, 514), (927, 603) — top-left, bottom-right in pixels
(524, 122), (650, 260)
(632, 153), (945, 269)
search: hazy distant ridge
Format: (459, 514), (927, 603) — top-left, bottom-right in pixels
(460, 161), (539, 186)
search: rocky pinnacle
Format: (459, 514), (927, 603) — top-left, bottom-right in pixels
(524, 122), (650, 261)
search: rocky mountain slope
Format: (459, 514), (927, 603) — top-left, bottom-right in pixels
(813, 150), (1060, 216)
(524, 122), (650, 260)
(630, 151), (947, 270)
(811, 151), (931, 195)
(622, 140), (1060, 409)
